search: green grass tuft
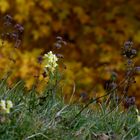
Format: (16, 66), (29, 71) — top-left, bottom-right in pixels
(0, 79), (139, 140)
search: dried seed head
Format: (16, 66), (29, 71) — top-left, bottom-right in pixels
(14, 24), (24, 34)
(1, 15), (24, 48)
(54, 43), (62, 49)
(37, 56), (43, 64)
(124, 41), (133, 50)
(122, 41), (137, 58)
(3, 14), (13, 26)
(54, 36), (67, 49)
(42, 71), (47, 78)
(131, 49), (137, 55)
(56, 54), (64, 59)
(124, 96), (136, 108)
(14, 40), (21, 48)
(56, 36), (63, 40)
(135, 67), (140, 72)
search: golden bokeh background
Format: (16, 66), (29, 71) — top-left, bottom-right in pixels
(0, 0), (140, 105)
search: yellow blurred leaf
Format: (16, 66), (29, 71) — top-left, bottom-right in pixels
(134, 31), (140, 43)
(0, 0), (9, 12)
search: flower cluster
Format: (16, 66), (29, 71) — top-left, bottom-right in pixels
(124, 96), (135, 109)
(0, 100), (13, 114)
(1, 14), (24, 48)
(121, 41), (139, 107)
(54, 36), (67, 49)
(43, 51), (58, 74)
(122, 41), (137, 59)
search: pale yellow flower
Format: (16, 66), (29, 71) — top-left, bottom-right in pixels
(44, 51), (58, 74)
(5, 108), (10, 114)
(0, 100), (13, 114)
(7, 100), (13, 109)
(0, 100), (6, 110)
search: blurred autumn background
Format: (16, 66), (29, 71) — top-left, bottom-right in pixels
(0, 0), (140, 105)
